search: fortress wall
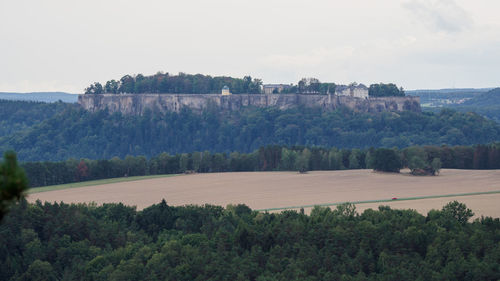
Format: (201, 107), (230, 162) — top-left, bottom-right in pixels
(78, 94), (420, 115)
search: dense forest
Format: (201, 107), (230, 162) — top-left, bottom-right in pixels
(1, 199), (499, 280)
(21, 143), (500, 188)
(1, 101), (499, 162)
(0, 100), (72, 138)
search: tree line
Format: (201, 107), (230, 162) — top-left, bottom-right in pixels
(84, 72), (263, 95)
(2, 102), (499, 162)
(83, 72), (406, 98)
(22, 143), (500, 188)
(368, 83), (405, 97)
(1, 198), (498, 280)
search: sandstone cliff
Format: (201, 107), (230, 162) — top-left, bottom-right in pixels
(78, 94), (421, 115)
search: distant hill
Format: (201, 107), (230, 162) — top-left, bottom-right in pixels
(447, 88), (500, 123)
(0, 92), (78, 103)
(459, 88), (500, 107)
(406, 88), (500, 123)
(407, 88), (494, 94)
(406, 88), (492, 108)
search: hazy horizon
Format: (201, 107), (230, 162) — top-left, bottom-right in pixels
(0, 84), (497, 95)
(1, 0), (499, 93)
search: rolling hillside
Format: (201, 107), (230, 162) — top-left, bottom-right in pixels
(1, 105), (499, 161)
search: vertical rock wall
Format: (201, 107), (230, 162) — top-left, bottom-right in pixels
(78, 94), (421, 115)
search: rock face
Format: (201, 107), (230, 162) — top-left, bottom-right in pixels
(78, 94), (421, 115)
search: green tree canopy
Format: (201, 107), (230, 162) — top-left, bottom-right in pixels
(369, 83), (405, 97)
(86, 72), (263, 94)
(1, 200), (498, 280)
(0, 151), (28, 220)
(371, 148), (402, 173)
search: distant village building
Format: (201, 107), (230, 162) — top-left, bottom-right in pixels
(221, 85), (231, 96)
(335, 84), (369, 99)
(263, 84), (293, 94)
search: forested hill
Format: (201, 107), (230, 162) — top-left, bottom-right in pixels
(0, 100), (74, 138)
(1, 101), (499, 161)
(2, 200), (499, 280)
(450, 88), (500, 123)
(405, 87), (500, 123)
(459, 87), (500, 107)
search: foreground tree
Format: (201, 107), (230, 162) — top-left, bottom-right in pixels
(0, 151), (28, 221)
(441, 200), (474, 224)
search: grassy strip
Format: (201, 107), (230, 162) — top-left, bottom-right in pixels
(256, 190), (500, 212)
(28, 174), (179, 194)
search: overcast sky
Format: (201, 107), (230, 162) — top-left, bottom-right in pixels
(1, 0), (499, 93)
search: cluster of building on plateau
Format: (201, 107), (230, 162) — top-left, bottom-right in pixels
(221, 83), (369, 99)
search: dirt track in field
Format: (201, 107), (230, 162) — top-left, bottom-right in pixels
(28, 169), (500, 218)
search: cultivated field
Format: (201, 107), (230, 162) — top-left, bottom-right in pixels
(28, 169), (500, 218)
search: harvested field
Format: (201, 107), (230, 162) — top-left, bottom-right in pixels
(28, 169), (500, 218)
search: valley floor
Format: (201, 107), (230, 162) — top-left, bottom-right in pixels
(28, 169), (500, 218)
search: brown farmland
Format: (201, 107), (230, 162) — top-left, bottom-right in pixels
(28, 169), (500, 218)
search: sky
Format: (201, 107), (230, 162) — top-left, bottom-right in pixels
(1, 0), (499, 93)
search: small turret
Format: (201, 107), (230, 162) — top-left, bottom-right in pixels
(221, 85), (231, 96)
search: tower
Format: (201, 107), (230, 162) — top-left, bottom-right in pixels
(221, 85), (231, 96)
